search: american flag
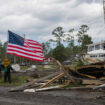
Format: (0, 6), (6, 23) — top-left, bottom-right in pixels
(7, 31), (44, 62)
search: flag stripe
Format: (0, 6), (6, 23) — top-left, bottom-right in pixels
(24, 41), (42, 49)
(24, 41), (42, 48)
(26, 39), (41, 44)
(7, 48), (44, 57)
(7, 52), (43, 61)
(7, 31), (44, 61)
(24, 44), (42, 50)
(8, 44), (43, 53)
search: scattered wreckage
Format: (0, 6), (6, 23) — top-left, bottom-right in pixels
(9, 58), (105, 92)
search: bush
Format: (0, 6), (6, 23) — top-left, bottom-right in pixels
(76, 59), (84, 67)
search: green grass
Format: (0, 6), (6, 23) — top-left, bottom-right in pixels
(20, 66), (30, 70)
(36, 65), (57, 70)
(0, 74), (30, 86)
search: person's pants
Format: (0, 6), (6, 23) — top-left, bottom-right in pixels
(4, 72), (11, 83)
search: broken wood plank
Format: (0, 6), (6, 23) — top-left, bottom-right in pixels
(76, 72), (96, 79)
(76, 65), (103, 70)
(9, 71), (62, 92)
(92, 84), (105, 90)
(87, 57), (98, 63)
(99, 77), (105, 81)
(59, 80), (71, 88)
(82, 80), (103, 85)
(36, 86), (61, 92)
(24, 85), (62, 93)
(64, 66), (96, 79)
(66, 86), (92, 90)
(85, 85), (97, 87)
(24, 89), (35, 93)
(40, 72), (65, 88)
(55, 60), (75, 83)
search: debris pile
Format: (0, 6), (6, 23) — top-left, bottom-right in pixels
(9, 59), (105, 92)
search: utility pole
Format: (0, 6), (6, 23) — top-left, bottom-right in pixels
(103, 0), (105, 22)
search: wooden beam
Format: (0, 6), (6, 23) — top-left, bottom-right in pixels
(40, 72), (65, 88)
(65, 66), (96, 79)
(87, 57), (98, 63)
(82, 80), (103, 85)
(77, 72), (96, 79)
(76, 65), (103, 70)
(9, 71), (62, 92)
(60, 80), (71, 88)
(55, 60), (75, 83)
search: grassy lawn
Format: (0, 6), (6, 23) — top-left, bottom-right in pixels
(20, 66), (30, 70)
(36, 65), (57, 70)
(0, 74), (30, 86)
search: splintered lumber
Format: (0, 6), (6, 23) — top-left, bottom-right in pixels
(24, 89), (35, 93)
(75, 64), (105, 78)
(82, 80), (103, 85)
(40, 72), (65, 88)
(76, 65), (103, 70)
(9, 71), (62, 92)
(36, 86), (61, 92)
(87, 57), (98, 63)
(67, 87), (92, 90)
(99, 77), (105, 81)
(24, 86), (62, 93)
(76, 71), (96, 79)
(64, 66), (96, 79)
(59, 80), (71, 88)
(55, 60), (75, 83)
(92, 84), (105, 90)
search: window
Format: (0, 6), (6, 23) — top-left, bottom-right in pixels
(95, 44), (100, 50)
(99, 54), (105, 57)
(88, 46), (94, 52)
(102, 43), (105, 50)
(90, 55), (97, 57)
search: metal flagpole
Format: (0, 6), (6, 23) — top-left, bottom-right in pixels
(103, 0), (105, 23)
(22, 34), (26, 65)
(5, 31), (9, 58)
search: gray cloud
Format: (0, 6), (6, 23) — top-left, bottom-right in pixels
(0, 0), (104, 43)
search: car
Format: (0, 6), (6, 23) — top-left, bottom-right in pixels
(20, 62), (27, 66)
(63, 60), (71, 65)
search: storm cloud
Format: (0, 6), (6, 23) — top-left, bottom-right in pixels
(0, 0), (104, 43)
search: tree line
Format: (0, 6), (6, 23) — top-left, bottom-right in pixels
(0, 24), (93, 64)
(42, 24), (93, 63)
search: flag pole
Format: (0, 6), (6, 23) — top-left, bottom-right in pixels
(22, 34), (26, 64)
(5, 31), (9, 58)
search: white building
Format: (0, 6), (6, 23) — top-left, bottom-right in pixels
(86, 40), (105, 61)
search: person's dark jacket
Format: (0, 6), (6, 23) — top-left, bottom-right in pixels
(1, 65), (13, 73)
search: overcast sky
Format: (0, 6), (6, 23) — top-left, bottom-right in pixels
(0, 0), (104, 43)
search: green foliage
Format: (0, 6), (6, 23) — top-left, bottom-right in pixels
(52, 44), (67, 62)
(42, 41), (51, 57)
(76, 59), (84, 67)
(81, 35), (93, 49)
(0, 24), (93, 65)
(77, 25), (93, 50)
(51, 26), (64, 46)
(66, 28), (75, 49)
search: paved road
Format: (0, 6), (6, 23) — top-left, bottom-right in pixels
(0, 87), (105, 105)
